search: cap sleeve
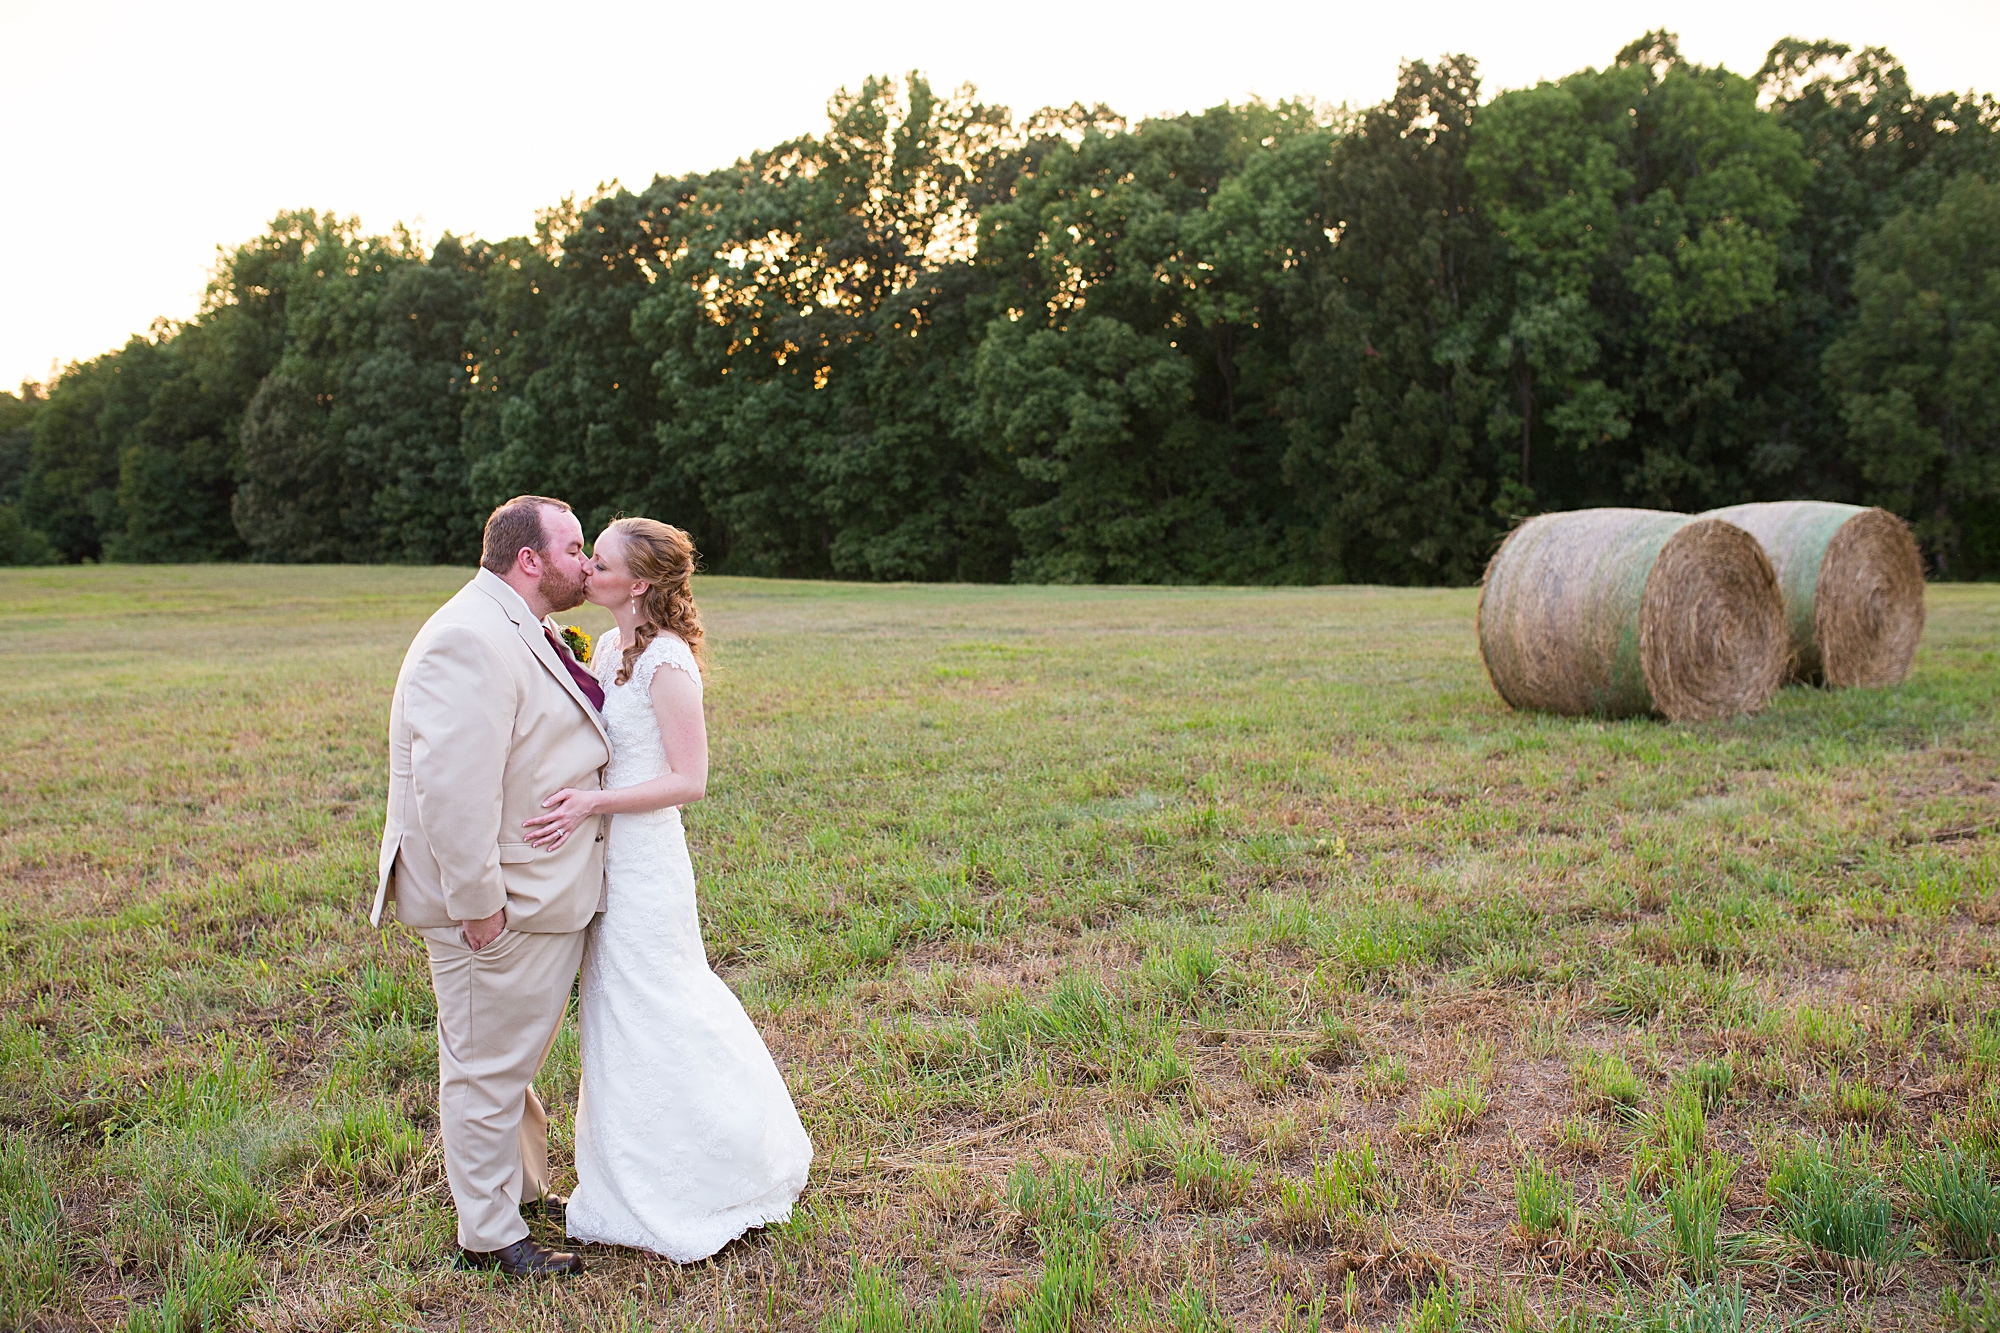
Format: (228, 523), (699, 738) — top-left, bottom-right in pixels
(633, 633), (701, 695)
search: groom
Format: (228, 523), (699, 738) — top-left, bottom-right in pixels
(372, 495), (609, 1277)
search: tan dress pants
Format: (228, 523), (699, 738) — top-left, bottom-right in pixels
(419, 923), (589, 1253)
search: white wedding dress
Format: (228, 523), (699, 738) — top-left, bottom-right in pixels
(566, 628), (812, 1260)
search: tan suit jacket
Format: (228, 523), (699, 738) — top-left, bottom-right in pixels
(373, 569), (610, 932)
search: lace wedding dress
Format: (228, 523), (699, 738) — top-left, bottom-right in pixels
(566, 628), (812, 1260)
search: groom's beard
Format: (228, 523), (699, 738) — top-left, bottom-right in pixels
(538, 562), (588, 613)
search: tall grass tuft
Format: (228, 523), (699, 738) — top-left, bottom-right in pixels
(344, 960), (432, 1028)
(1359, 1051), (1411, 1099)
(123, 1238), (257, 1333)
(1905, 1146), (2000, 1261)
(1009, 1224), (1104, 1333)
(1823, 1069), (1893, 1125)
(1515, 1152), (1578, 1243)
(1399, 1079), (1488, 1144)
(1943, 1274), (2000, 1333)
(1956, 1017), (2000, 1077)
(1556, 1115), (1609, 1161)
(1613, 1278), (1758, 1333)
(1661, 1154), (1738, 1282)
(1688, 1058), (1734, 1110)
(1166, 1280), (1231, 1333)
(142, 1151), (274, 1245)
(980, 972), (1130, 1073)
(1574, 1052), (1644, 1114)
(136, 1045), (268, 1135)
(1765, 1132), (1902, 1274)
(1595, 1163), (1660, 1254)
(316, 1101), (421, 1186)
(328, 1015), (436, 1096)
(1525, 1007), (1573, 1058)
(1398, 1278), (1470, 1333)
(1275, 1141), (1396, 1241)
(1141, 939), (1225, 1013)
(1633, 1084), (1708, 1184)
(117, 1107), (323, 1266)
(1240, 1042), (1309, 1100)
(821, 1263), (981, 1333)
(1005, 1160), (1113, 1333)
(0, 1131), (65, 1328)
(1170, 1135), (1254, 1210)
(1959, 1085), (2000, 1161)
(1006, 1159), (1113, 1235)
(1133, 1030), (1193, 1099)
(1110, 1112), (1181, 1182)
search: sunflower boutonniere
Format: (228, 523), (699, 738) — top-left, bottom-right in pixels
(558, 625), (593, 664)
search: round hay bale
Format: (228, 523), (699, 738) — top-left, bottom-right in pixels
(1478, 509), (1789, 721)
(1699, 501), (1925, 688)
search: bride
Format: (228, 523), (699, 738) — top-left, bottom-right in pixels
(522, 517), (811, 1261)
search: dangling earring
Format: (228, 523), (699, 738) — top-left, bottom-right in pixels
(629, 595), (638, 617)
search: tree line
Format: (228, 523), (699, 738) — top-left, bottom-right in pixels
(5, 33), (1996, 580)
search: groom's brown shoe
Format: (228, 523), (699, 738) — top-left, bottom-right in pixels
(521, 1192), (568, 1225)
(457, 1236), (585, 1277)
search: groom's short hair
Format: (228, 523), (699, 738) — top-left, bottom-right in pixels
(480, 495), (572, 574)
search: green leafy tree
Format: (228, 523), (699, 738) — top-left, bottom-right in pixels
(971, 99), (1330, 582)
(231, 214), (484, 562)
(25, 211), (296, 563)
(0, 504), (53, 565)
(233, 213), (410, 561)
(0, 385), (54, 564)
(25, 345), (148, 561)
(460, 195), (679, 554)
(108, 314), (258, 562)
(0, 386), (38, 503)
(1470, 32), (1811, 511)
(352, 234), (490, 563)
(1825, 173), (2000, 577)
(473, 75), (1026, 578)
(1752, 40), (2000, 497)
(632, 75), (1026, 578)
(1282, 56), (1502, 584)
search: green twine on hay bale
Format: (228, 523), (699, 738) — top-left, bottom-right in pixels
(1699, 502), (1925, 688)
(1478, 509), (1790, 722)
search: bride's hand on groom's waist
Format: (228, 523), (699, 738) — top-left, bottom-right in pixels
(524, 787), (600, 850)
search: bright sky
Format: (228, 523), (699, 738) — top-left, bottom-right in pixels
(5, 0), (1995, 393)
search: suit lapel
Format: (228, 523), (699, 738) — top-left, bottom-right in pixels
(521, 616), (609, 743)
(472, 571), (608, 744)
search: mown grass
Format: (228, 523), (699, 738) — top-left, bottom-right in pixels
(0, 566), (1996, 1330)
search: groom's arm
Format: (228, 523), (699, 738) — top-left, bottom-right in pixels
(403, 623), (517, 926)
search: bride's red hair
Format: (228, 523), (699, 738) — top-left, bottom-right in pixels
(607, 517), (706, 686)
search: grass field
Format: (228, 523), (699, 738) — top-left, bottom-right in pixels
(2, 567), (1998, 1333)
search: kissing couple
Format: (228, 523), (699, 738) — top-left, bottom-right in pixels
(370, 496), (813, 1274)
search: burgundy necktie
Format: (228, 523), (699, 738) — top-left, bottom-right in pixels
(544, 627), (606, 712)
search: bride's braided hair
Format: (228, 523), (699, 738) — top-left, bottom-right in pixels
(609, 517), (707, 686)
